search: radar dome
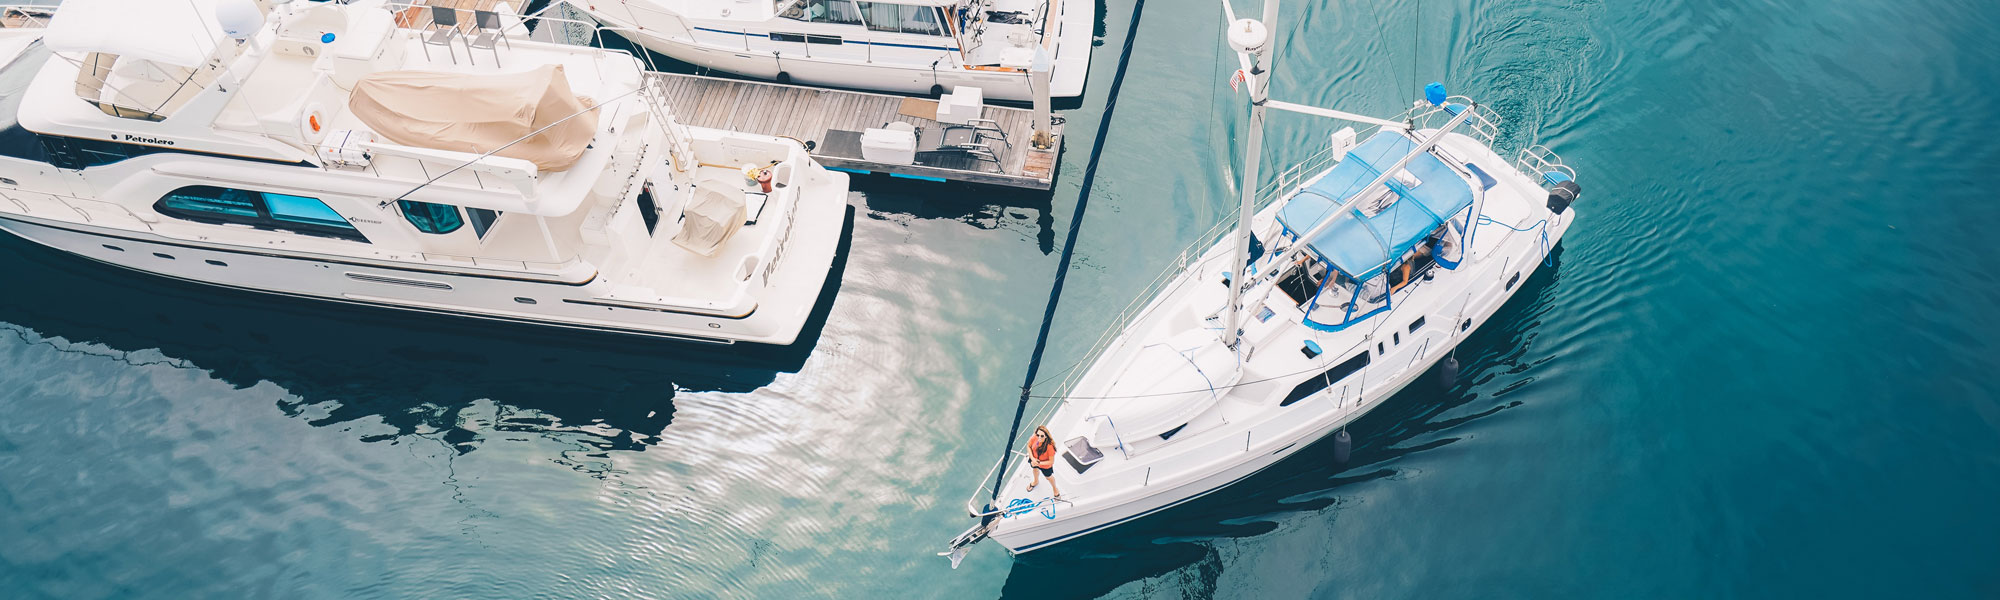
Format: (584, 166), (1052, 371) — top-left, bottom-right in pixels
(215, 0), (265, 41)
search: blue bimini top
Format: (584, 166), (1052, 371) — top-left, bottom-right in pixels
(1275, 131), (1475, 279)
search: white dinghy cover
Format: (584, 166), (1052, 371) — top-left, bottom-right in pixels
(672, 182), (747, 256)
(348, 65), (598, 171)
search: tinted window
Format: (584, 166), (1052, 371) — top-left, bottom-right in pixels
(39, 135), (177, 170)
(162, 187), (259, 218)
(466, 207), (500, 239)
(1280, 352), (1370, 407)
(398, 200), (464, 234)
(154, 185), (366, 242)
(266, 193), (350, 228)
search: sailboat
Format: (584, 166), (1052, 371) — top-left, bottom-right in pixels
(946, 0), (1584, 559)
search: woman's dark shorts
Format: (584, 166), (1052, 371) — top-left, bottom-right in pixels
(1037, 465), (1054, 477)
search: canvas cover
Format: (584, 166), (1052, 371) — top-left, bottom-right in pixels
(348, 65), (597, 172)
(672, 183), (747, 256)
(1276, 131), (1475, 279)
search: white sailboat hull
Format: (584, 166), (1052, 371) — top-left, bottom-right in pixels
(579, 0), (1094, 101)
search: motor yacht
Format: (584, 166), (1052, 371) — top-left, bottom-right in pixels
(571, 0), (1093, 101)
(0, 0), (849, 345)
(946, 2), (1585, 558)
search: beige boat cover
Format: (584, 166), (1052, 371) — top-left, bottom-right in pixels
(672, 183), (747, 256)
(348, 65), (597, 172)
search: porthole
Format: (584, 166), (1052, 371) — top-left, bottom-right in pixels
(514, 297), (538, 304)
(205, 260), (227, 266)
(102, 244), (124, 252)
(153, 252), (174, 260)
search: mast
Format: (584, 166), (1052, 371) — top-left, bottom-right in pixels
(1221, 0), (1280, 349)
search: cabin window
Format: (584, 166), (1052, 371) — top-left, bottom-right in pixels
(154, 185), (367, 242)
(266, 193), (352, 229)
(783, 0), (863, 25)
(805, 35), (844, 45)
(38, 135), (176, 170)
(1280, 352), (1371, 407)
(398, 200), (464, 235)
(465, 207), (501, 239)
(769, 32), (807, 43)
(1407, 316), (1426, 332)
(636, 187), (661, 234)
(860, 3), (944, 36)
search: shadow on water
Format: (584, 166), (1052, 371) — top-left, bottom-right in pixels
(996, 250), (1568, 599)
(0, 205), (856, 456)
(854, 176), (1059, 253)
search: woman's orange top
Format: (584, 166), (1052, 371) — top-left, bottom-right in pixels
(1031, 439), (1056, 464)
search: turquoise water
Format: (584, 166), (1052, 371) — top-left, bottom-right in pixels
(5, 0), (2000, 597)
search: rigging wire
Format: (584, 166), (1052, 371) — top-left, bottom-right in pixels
(985, 0), (1153, 504)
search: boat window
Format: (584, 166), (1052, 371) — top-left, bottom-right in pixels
(783, 0), (863, 25)
(398, 200), (465, 234)
(465, 207), (501, 239)
(154, 185), (367, 243)
(769, 32), (807, 43)
(636, 187), (661, 234)
(860, 3), (943, 35)
(805, 34), (844, 45)
(1280, 352), (1370, 407)
(266, 193), (352, 229)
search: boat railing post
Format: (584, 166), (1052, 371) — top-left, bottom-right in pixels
(1030, 47), (1055, 149)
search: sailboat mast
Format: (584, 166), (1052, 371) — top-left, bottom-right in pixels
(1222, 0), (1280, 349)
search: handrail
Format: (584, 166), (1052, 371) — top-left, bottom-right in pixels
(1515, 144), (1577, 187)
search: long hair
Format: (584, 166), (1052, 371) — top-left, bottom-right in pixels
(1031, 425), (1054, 455)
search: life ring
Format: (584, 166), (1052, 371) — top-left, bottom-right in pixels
(300, 103), (329, 145)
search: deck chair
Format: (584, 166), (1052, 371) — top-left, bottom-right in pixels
(421, 6), (465, 65)
(947, 118), (1011, 149)
(468, 10), (511, 66)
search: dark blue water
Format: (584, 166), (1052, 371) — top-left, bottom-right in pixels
(5, 0), (2000, 597)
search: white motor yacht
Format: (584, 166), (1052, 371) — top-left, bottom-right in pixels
(0, 0), (849, 345)
(946, 2), (1585, 559)
(572, 0), (1094, 101)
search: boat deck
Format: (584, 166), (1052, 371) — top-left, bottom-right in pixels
(645, 72), (1063, 190)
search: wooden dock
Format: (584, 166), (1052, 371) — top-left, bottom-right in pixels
(646, 72), (1063, 190)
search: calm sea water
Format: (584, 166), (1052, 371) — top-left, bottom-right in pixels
(5, 0), (2000, 597)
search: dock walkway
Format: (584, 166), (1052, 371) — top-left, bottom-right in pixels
(646, 73), (1062, 190)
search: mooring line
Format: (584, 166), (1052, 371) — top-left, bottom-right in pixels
(986, 0), (1153, 503)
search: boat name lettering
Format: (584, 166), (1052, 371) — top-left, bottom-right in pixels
(120, 134), (174, 146)
(348, 217), (383, 225)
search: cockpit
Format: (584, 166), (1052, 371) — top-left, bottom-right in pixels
(1266, 130), (1482, 331)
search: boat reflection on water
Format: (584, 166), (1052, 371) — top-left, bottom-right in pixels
(0, 206), (855, 458)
